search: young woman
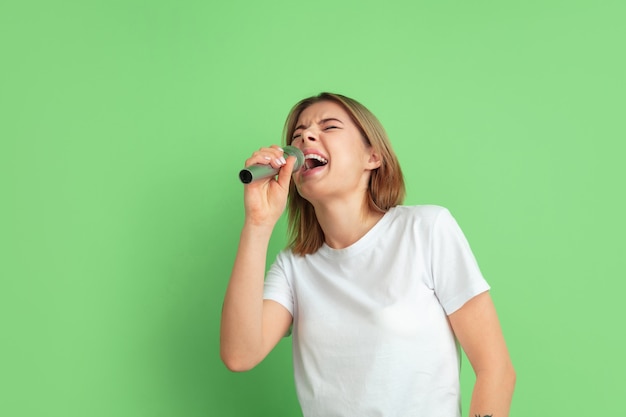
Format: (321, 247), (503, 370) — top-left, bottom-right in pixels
(221, 92), (515, 417)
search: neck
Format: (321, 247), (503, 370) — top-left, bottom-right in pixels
(313, 197), (384, 250)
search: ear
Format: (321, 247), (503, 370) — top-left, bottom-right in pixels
(366, 148), (382, 170)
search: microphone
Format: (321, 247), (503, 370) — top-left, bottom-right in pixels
(239, 146), (305, 184)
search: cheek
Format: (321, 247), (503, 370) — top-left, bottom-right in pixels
(335, 153), (366, 172)
(290, 135), (303, 147)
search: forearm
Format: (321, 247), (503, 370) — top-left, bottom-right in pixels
(220, 222), (273, 369)
(468, 366), (516, 417)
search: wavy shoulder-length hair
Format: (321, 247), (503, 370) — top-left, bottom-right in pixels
(284, 92), (405, 256)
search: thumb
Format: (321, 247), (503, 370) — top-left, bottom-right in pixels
(276, 154), (296, 188)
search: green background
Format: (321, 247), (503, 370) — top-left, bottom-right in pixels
(2, 1), (624, 416)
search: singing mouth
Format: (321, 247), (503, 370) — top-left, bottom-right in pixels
(304, 153), (328, 170)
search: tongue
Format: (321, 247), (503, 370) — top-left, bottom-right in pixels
(305, 159), (325, 170)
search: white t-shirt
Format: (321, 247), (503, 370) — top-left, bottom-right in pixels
(264, 205), (490, 417)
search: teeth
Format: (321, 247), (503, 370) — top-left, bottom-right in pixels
(304, 154), (328, 164)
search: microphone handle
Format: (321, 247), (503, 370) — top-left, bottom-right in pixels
(239, 164), (279, 184)
(239, 146), (304, 184)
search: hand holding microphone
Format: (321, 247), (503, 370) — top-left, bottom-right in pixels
(239, 146), (305, 184)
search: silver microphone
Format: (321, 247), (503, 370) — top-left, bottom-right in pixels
(239, 146), (305, 184)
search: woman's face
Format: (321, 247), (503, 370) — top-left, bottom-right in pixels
(290, 100), (380, 204)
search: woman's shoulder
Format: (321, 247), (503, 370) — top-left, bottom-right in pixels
(390, 204), (451, 221)
(387, 205), (461, 235)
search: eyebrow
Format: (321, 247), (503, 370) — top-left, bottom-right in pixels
(294, 117), (344, 132)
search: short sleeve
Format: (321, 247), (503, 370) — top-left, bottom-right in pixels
(263, 251), (295, 317)
(430, 208), (490, 314)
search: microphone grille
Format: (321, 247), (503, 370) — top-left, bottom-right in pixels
(283, 146), (305, 171)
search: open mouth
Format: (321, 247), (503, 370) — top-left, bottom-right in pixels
(304, 154), (328, 170)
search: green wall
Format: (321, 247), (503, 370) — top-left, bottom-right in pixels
(2, 1), (624, 415)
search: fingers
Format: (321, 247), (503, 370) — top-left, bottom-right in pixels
(241, 146), (293, 223)
(276, 153), (297, 187)
(245, 145), (288, 170)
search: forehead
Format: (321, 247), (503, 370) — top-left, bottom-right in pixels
(296, 100), (351, 125)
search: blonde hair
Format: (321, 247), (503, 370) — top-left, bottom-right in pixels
(284, 92), (405, 255)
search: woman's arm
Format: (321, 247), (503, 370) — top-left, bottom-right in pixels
(220, 147), (296, 372)
(449, 291), (516, 417)
(220, 223), (292, 371)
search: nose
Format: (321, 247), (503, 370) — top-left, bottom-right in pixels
(301, 128), (318, 142)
